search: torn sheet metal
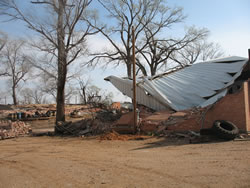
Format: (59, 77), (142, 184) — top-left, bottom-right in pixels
(105, 56), (248, 111)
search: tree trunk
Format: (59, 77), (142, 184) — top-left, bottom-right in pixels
(127, 63), (132, 78)
(56, 64), (66, 123)
(12, 86), (17, 105)
(136, 61), (147, 76)
(151, 66), (157, 76)
(55, 0), (67, 133)
(83, 88), (87, 105)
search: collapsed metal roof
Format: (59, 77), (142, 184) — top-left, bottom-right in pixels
(105, 56), (249, 111)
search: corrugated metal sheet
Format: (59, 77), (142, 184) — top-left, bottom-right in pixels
(106, 76), (168, 111)
(105, 56), (248, 111)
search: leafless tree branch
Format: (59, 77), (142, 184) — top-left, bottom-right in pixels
(1, 0), (98, 122)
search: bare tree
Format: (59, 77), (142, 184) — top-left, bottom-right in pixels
(1, 39), (31, 105)
(39, 72), (77, 104)
(39, 72), (57, 102)
(86, 85), (101, 103)
(0, 31), (8, 76)
(198, 41), (224, 61)
(76, 76), (91, 104)
(32, 89), (44, 104)
(85, 85), (113, 105)
(87, 0), (185, 78)
(0, 0), (98, 125)
(0, 32), (7, 52)
(65, 85), (76, 104)
(0, 91), (8, 104)
(137, 26), (209, 76)
(20, 88), (34, 104)
(20, 87), (46, 104)
(100, 89), (113, 105)
(170, 39), (224, 66)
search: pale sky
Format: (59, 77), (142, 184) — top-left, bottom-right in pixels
(169, 0), (250, 57)
(1, 0), (250, 103)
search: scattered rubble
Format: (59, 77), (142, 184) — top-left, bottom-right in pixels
(0, 120), (31, 140)
(70, 109), (93, 118)
(96, 109), (122, 122)
(0, 103), (248, 143)
(0, 105), (13, 111)
(56, 119), (92, 136)
(7, 110), (56, 121)
(140, 108), (203, 134)
(55, 109), (122, 136)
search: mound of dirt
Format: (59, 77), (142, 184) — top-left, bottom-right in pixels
(98, 130), (151, 141)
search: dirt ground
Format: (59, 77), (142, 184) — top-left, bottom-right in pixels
(1, 136), (250, 188)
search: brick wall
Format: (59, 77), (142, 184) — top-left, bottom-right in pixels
(248, 81), (250, 130)
(245, 81), (250, 131)
(139, 81), (250, 133)
(167, 118), (200, 132)
(167, 81), (250, 132)
(203, 81), (249, 131)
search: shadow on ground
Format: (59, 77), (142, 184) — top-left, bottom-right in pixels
(132, 136), (227, 150)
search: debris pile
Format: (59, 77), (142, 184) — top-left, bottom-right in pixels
(0, 103), (246, 143)
(0, 105), (13, 111)
(56, 119), (92, 136)
(140, 108), (203, 134)
(96, 109), (122, 122)
(0, 105), (13, 119)
(70, 109), (93, 118)
(69, 105), (103, 118)
(7, 110), (56, 121)
(56, 109), (122, 136)
(0, 104), (57, 120)
(61, 104), (204, 136)
(0, 120), (31, 140)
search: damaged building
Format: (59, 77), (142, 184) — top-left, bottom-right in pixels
(105, 56), (250, 132)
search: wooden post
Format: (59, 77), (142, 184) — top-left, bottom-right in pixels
(132, 26), (137, 133)
(248, 49), (250, 62)
(248, 49), (250, 72)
